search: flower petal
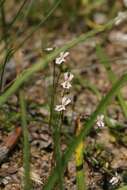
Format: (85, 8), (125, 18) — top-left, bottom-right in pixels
(55, 105), (65, 112)
(61, 81), (72, 89)
(55, 51), (69, 65)
(62, 96), (71, 106)
(64, 72), (74, 81)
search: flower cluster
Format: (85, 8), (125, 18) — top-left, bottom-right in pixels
(61, 72), (74, 89)
(55, 52), (73, 112)
(55, 96), (71, 112)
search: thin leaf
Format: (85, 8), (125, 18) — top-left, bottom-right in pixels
(75, 117), (86, 190)
(20, 90), (32, 190)
(96, 44), (127, 118)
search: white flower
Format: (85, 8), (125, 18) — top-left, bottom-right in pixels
(109, 173), (120, 185)
(114, 11), (127, 25)
(55, 51), (69, 65)
(55, 96), (71, 112)
(55, 105), (66, 112)
(61, 72), (74, 89)
(96, 114), (105, 128)
(45, 47), (54, 52)
(61, 81), (72, 89)
(64, 72), (74, 81)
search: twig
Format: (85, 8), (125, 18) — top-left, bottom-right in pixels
(0, 127), (22, 164)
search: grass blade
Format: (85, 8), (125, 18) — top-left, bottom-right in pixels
(13, 0), (62, 52)
(117, 186), (127, 190)
(96, 44), (127, 118)
(0, 0), (62, 55)
(20, 90), (32, 190)
(0, 1), (8, 47)
(0, 49), (13, 92)
(75, 117), (86, 190)
(9, 0), (28, 28)
(53, 119), (64, 190)
(0, 0), (6, 8)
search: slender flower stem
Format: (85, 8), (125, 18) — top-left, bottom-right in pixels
(0, 2), (8, 47)
(49, 60), (64, 189)
(49, 60), (56, 129)
(53, 112), (64, 190)
(0, 49), (12, 93)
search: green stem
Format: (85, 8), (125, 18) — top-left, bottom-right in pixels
(0, 0), (6, 8)
(19, 90), (32, 190)
(13, 0), (62, 53)
(117, 185), (127, 190)
(96, 44), (127, 118)
(0, 2), (8, 47)
(48, 62), (64, 189)
(0, 0), (62, 55)
(53, 113), (64, 190)
(49, 61), (56, 128)
(0, 49), (12, 92)
(9, 0), (28, 28)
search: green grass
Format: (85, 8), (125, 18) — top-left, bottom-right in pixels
(20, 90), (32, 190)
(96, 44), (127, 118)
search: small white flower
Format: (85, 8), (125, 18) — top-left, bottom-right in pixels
(96, 114), (105, 128)
(64, 72), (74, 81)
(45, 47), (54, 52)
(61, 72), (74, 89)
(109, 173), (120, 185)
(55, 96), (71, 112)
(61, 81), (72, 89)
(62, 96), (71, 106)
(114, 11), (127, 25)
(55, 105), (66, 112)
(55, 51), (69, 65)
